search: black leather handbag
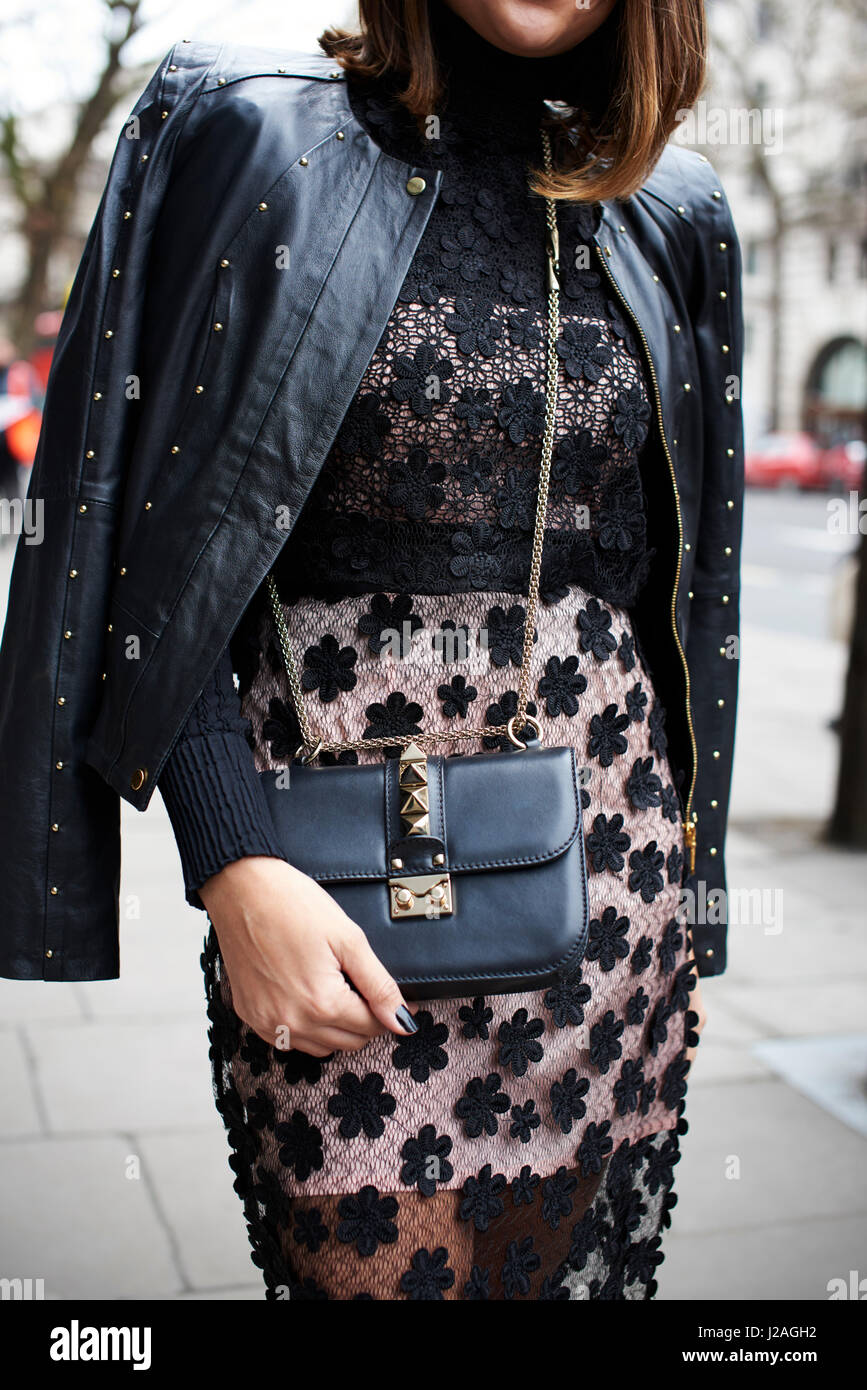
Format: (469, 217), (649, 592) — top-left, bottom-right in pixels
(259, 129), (589, 1000)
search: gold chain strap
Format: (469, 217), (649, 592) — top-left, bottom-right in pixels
(267, 127), (561, 763)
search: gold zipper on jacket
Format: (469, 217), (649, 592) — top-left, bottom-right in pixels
(593, 240), (698, 871)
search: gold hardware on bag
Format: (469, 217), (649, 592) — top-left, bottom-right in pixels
(506, 712), (543, 750)
(389, 872), (454, 919)
(388, 743), (453, 915)
(398, 741), (430, 836)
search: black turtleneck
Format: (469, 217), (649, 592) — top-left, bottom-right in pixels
(158, 2), (654, 906)
(426, 0), (618, 117)
(342, 0), (618, 159)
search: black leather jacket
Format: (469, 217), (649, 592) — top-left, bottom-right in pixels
(0, 40), (744, 982)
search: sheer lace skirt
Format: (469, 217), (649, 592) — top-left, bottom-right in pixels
(202, 584), (699, 1299)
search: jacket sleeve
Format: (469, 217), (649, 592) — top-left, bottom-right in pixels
(157, 640), (286, 908)
(683, 163), (745, 978)
(0, 44), (217, 980)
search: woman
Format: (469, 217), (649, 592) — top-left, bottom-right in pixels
(0, 0), (742, 1301)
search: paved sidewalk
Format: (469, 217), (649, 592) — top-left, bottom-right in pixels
(1, 543), (865, 1297)
(658, 623), (867, 1299)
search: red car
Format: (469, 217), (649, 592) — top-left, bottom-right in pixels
(820, 439), (866, 493)
(745, 431), (825, 489)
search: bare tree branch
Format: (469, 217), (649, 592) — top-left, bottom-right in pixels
(1, 0), (147, 349)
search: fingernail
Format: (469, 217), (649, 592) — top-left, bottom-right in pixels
(395, 1005), (418, 1034)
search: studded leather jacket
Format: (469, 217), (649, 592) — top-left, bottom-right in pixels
(0, 40), (744, 982)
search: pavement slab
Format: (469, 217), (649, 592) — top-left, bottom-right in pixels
(657, 1214), (867, 1302)
(0, 1136), (182, 1300)
(668, 1079), (867, 1235)
(134, 1129), (258, 1292)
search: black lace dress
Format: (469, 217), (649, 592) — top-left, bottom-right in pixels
(159, 9), (700, 1301)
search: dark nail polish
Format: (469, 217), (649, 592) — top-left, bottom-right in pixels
(395, 1005), (418, 1034)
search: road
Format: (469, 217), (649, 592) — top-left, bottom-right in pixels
(741, 487), (860, 639)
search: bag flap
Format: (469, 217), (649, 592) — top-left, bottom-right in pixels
(260, 743), (581, 881)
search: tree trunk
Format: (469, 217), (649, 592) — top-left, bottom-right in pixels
(10, 222), (58, 356)
(830, 519), (867, 846)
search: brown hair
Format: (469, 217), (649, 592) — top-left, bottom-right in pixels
(320, 1), (706, 203)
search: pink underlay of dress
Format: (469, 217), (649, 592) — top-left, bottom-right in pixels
(200, 585), (696, 1299)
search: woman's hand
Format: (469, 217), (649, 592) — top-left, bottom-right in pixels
(199, 855), (417, 1056)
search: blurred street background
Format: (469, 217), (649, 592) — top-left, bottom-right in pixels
(1, 0), (866, 1300)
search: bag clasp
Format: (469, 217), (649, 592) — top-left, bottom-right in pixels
(389, 872), (454, 919)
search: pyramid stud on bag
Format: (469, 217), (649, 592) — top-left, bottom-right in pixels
(399, 763), (428, 789)
(400, 787), (429, 817)
(399, 740), (428, 791)
(399, 741), (429, 836)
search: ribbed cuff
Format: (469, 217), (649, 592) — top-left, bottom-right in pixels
(158, 731), (286, 908)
